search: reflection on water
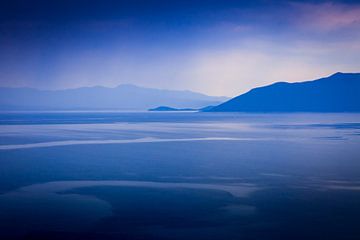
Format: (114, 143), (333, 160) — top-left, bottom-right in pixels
(0, 187), (112, 237)
(0, 137), (266, 150)
(14, 180), (258, 197)
(0, 112), (360, 239)
(0, 180), (258, 238)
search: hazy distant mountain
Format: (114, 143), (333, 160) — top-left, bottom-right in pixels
(0, 84), (228, 111)
(208, 72), (360, 112)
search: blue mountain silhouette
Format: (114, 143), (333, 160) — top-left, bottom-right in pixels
(208, 72), (360, 112)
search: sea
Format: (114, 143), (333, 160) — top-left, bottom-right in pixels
(0, 111), (360, 240)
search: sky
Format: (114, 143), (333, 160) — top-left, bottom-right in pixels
(0, 0), (360, 96)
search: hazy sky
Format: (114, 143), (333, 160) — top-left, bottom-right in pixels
(1, 0), (360, 96)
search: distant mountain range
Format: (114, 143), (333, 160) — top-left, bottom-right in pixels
(208, 72), (360, 112)
(2, 73), (359, 112)
(0, 84), (228, 111)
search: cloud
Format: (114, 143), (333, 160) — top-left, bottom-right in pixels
(291, 1), (360, 32)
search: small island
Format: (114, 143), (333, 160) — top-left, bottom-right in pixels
(149, 105), (215, 112)
(148, 106), (197, 111)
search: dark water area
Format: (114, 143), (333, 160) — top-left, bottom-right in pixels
(0, 112), (360, 239)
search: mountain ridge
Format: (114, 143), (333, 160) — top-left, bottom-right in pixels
(208, 72), (360, 112)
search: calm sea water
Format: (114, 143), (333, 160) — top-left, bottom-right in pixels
(0, 112), (360, 240)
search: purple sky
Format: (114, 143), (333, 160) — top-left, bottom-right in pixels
(0, 0), (359, 96)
